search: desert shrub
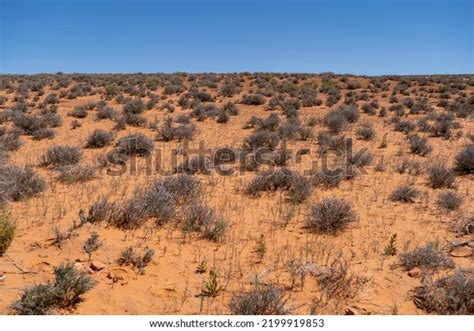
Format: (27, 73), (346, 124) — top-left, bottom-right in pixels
(85, 129), (114, 148)
(317, 132), (347, 155)
(347, 149), (373, 168)
(11, 284), (57, 315)
(305, 198), (357, 234)
(0, 210), (15, 256)
(117, 247), (155, 274)
(174, 114), (191, 124)
(450, 214), (474, 237)
(220, 82), (240, 97)
(123, 99), (146, 114)
(361, 101), (377, 115)
(338, 104), (359, 123)
(57, 165), (96, 183)
(116, 133), (154, 156)
(216, 110), (230, 123)
(312, 169), (345, 188)
(454, 144), (474, 175)
(40, 145), (82, 167)
(156, 117), (175, 141)
(437, 191), (463, 211)
(313, 256), (367, 302)
(0, 165), (45, 205)
(297, 126), (312, 141)
(244, 130), (280, 151)
(182, 203), (227, 241)
(96, 106), (117, 120)
(277, 122), (299, 140)
(389, 185), (419, 203)
(161, 174), (201, 202)
(0, 110), (13, 123)
(398, 242), (454, 271)
(412, 270), (474, 314)
(229, 281), (291, 315)
(394, 119), (416, 134)
(223, 102), (240, 116)
(174, 124), (196, 141)
(12, 112), (44, 133)
(140, 183), (176, 226)
(123, 112), (147, 127)
(407, 134), (432, 156)
(11, 263), (94, 315)
(356, 122), (375, 141)
(246, 168), (311, 203)
(110, 194), (149, 230)
(426, 163), (455, 189)
(394, 158), (423, 175)
(0, 130), (22, 151)
(192, 90), (214, 102)
(323, 109), (347, 134)
(69, 106), (88, 118)
(31, 128), (55, 140)
(241, 94), (266, 105)
(82, 198), (113, 224)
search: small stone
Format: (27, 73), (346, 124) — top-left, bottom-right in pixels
(107, 271), (125, 283)
(90, 260), (106, 271)
(345, 306), (358, 315)
(408, 268), (420, 278)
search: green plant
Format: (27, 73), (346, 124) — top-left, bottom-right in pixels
(0, 210), (15, 256)
(83, 232), (102, 259)
(383, 234), (398, 256)
(201, 270), (224, 298)
(117, 246), (155, 274)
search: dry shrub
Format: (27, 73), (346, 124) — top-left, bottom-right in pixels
(412, 270), (473, 314)
(116, 133), (154, 156)
(454, 144), (474, 175)
(246, 168), (312, 203)
(57, 165), (96, 183)
(229, 280), (291, 315)
(398, 242), (454, 271)
(40, 145), (82, 167)
(0, 165), (45, 205)
(85, 129), (115, 148)
(389, 185), (419, 203)
(11, 263), (94, 315)
(305, 198), (357, 234)
(437, 191), (463, 211)
(426, 163), (455, 189)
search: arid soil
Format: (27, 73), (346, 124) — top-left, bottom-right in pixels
(0, 73), (472, 315)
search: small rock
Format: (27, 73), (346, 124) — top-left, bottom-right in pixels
(345, 306), (358, 315)
(90, 260), (106, 271)
(107, 271), (125, 283)
(408, 268), (420, 278)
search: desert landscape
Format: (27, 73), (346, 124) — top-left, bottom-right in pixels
(0, 72), (472, 315)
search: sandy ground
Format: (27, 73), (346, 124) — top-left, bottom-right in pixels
(0, 74), (472, 314)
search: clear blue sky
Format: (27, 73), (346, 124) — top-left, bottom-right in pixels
(0, 0), (472, 75)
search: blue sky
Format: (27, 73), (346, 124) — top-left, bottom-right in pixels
(0, 0), (472, 74)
